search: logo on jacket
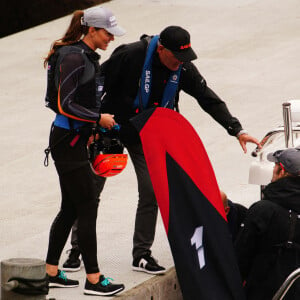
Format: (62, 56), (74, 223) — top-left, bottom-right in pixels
(145, 70), (151, 93)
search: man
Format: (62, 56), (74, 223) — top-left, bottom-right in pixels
(64, 25), (260, 274)
(221, 191), (248, 242)
(235, 147), (300, 300)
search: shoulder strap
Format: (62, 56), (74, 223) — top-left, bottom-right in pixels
(133, 36), (182, 111)
(133, 35), (159, 111)
(286, 210), (300, 250)
(274, 210), (300, 251)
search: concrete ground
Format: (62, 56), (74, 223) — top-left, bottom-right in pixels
(0, 0), (299, 299)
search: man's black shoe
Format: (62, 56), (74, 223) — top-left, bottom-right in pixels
(132, 255), (166, 275)
(48, 270), (79, 288)
(62, 248), (81, 272)
(84, 275), (125, 296)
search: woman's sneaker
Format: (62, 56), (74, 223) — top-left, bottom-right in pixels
(48, 270), (79, 288)
(84, 275), (124, 296)
(62, 248), (81, 272)
(132, 255), (166, 275)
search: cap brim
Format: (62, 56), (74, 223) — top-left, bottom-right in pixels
(172, 47), (197, 62)
(267, 152), (277, 162)
(105, 26), (126, 37)
(267, 149), (285, 162)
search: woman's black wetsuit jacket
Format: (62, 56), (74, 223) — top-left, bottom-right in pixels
(56, 40), (102, 125)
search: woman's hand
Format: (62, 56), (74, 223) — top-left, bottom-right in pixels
(98, 113), (116, 129)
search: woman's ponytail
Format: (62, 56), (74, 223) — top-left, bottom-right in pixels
(44, 10), (89, 67)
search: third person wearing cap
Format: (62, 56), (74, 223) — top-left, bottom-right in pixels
(96, 25), (261, 274)
(235, 146), (300, 299)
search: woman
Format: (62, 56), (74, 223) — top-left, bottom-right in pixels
(43, 6), (125, 296)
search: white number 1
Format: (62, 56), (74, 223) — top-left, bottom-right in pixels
(191, 226), (205, 269)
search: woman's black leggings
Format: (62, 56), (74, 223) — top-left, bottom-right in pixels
(46, 126), (100, 274)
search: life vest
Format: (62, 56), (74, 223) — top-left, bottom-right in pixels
(133, 35), (182, 112)
(44, 45), (103, 114)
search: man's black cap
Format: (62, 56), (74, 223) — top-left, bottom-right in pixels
(159, 26), (197, 62)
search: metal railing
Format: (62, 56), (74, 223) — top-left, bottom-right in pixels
(282, 102), (294, 148)
(272, 268), (300, 300)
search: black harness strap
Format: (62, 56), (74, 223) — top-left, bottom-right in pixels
(286, 210), (300, 250)
(44, 122), (71, 167)
(274, 210), (300, 251)
(44, 122), (95, 167)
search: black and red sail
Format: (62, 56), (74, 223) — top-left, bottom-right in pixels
(131, 107), (245, 300)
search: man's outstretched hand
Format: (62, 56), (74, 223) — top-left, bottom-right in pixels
(238, 134), (261, 154)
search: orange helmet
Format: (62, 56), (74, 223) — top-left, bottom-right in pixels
(92, 153), (128, 177)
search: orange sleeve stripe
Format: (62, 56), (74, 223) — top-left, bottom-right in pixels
(57, 81), (96, 124)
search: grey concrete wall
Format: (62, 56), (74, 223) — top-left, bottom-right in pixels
(118, 267), (183, 300)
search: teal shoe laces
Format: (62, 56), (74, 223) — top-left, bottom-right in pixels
(58, 270), (67, 282)
(101, 277), (113, 286)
